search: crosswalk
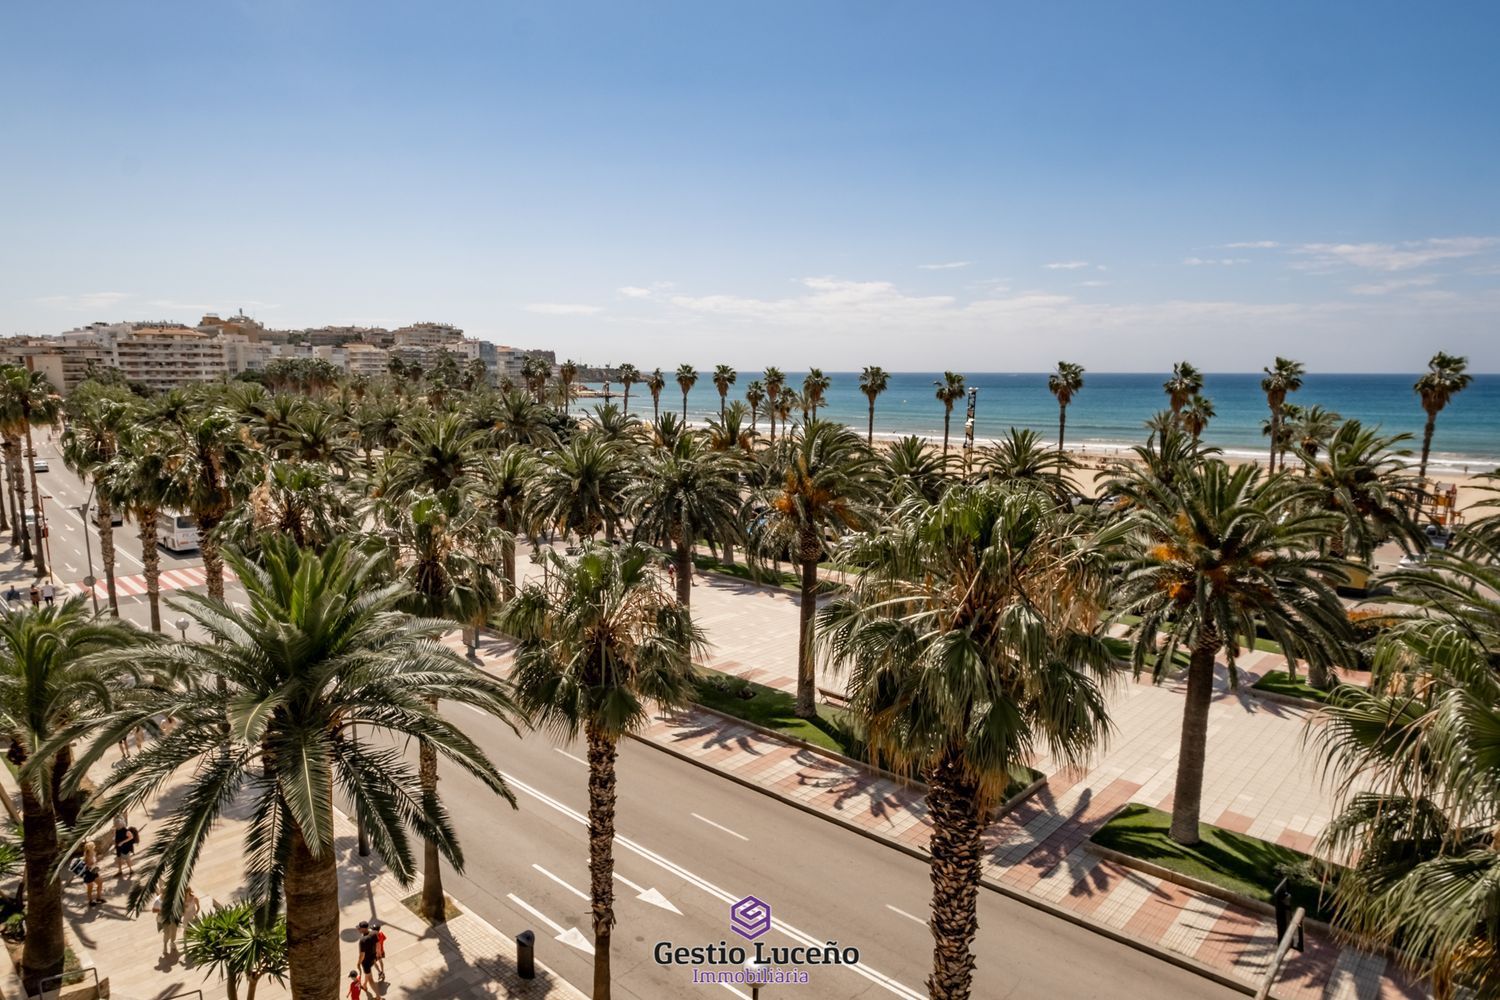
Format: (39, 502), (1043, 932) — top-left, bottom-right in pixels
(74, 565), (235, 600)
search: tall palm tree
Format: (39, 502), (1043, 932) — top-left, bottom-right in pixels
(1314, 547), (1500, 997)
(744, 379), (766, 434)
(883, 435), (949, 507)
(977, 428), (1074, 504)
(1259, 357), (1304, 472)
(1, 366), (61, 576)
(629, 433), (745, 606)
(820, 485), (1121, 999)
(1181, 394), (1216, 443)
(1112, 461), (1349, 843)
(1414, 351), (1472, 480)
(1047, 361), (1084, 452)
(753, 421), (878, 718)
(773, 388), (799, 434)
(858, 366), (889, 445)
(934, 372), (966, 454)
(60, 387), (134, 615)
(1298, 419), (1422, 564)
(762, 367), (785, 443)
(617, 363), (640, 417)
(802, 368), (830, 420)
(500, 544), (704, 1000)
(58, 541), (518, 1000)
(711, 364), (736, 420)
(559, 359), (579, 414)
(521, 354), (551, 403)
(2, 601), (145, 992)
(533, 434), (628, 542)
(484, 388), (558, 449)
(646, 368), (666, 424)
(674, 364), (698, 423)
(1162, 361), (1204, 415)
(163, 393), (260, 601)
(1286, 404), (1341, 468)
(227, 462), (357, 555)
(476, 445), (538, 598)
(103, 424), (176, 632)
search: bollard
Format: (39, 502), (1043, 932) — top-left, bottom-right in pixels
(516, 929), (536, 979)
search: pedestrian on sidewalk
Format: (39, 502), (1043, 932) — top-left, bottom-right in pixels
(348, 970), (363, 1000)
(356, 920), (379, 994)
(28, 583), (40, 609)
(112, 814), (137, 877)
(370, 918), (387, 978)
(151, 887), (199, 957)
(40, 580), (55, 606)
(80, 841), (102, 906)
(4, 583), (18, 604)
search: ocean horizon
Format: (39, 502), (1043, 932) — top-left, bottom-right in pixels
(583, 371), (1500, 475)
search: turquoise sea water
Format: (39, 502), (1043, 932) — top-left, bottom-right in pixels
(593, 372), (1500, 474)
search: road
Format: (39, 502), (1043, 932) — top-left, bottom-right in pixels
(6, 443), (1239, 997)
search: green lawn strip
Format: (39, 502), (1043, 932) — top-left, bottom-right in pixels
(1090, 804), (1336, 922)
(691, 555), (841, 594)
(690, 668), (1041, 799)
(1251, 670), (1340, 704)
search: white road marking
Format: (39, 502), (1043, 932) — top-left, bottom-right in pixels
(61, 522), (76, 533)
(886, 904), (927, 926)
(63, 563), (77, 573)
(502, 771), (923, 1000)
(553, 747), (587, 766)
(614, 873), (683, 914)
(691, 813), (749, 842)
(506, 892), (595, 954)
(532, 863), (589, 901)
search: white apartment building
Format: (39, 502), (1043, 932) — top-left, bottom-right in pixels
(0, 337), (110, 393)
(220, 333), (277, 376)
(111, 325), (227, 388)
(343, 342), (390, 377)
(392, 322), (463, 349)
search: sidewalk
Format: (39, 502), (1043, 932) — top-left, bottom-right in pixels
(0, 748), (585, 1000)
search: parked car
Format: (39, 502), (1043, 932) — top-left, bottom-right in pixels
(1423, 523), (1452, 550)
(90, 503), (125, 526)
(31, 458), (48, 473)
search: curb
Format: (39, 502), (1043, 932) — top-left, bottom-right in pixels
(629, 728), (1259, 999)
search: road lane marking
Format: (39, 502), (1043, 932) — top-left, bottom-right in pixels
(614, 873), (683, 914)
(532, 863), (589, 901)
(501, 771), (923, 1000)
(63, 563), (77, 573)
(507, 892), (595, 954)
(554, 747), (587, 766)
(691, 813), (749, 841)
(886, 905), (927, 926)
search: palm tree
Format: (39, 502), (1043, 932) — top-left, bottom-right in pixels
(1298, 419), (1422, 563)
(744, 379), (766, 434)
(753, 421), (878, 718)
(1414, 351), (1472, 480)
(500, 544), (703, 1000)
(821, 485), (1121, 999)
(617, 363), (640, 417)
(521, 354), (551, 403)
(533, 434), (628, 542)
(163, 393), (260, 601)
(559, 359), (579, 414)
(484, 388), (558, 449)
(646, 367), (666, 423)
(711, 364), (736, 420)
(802, 368), (830, 420)
(675, 364), (698, 423)
(773, 388), (799, 434)
(1314, 547), (1500, 996)
(1, 366), (61, 576)
(1286, 404), (1341, 468)
(59, 540), (518, 1000)
(1181, 394), (1216, 443)
(629, 432), (745, 606)
(228, 462), (357, 555)
(762, 367), (785, 443)
(858, 366), (889, 445)
(60, 387), (134, 615)
(1259, 357), (1304, 472)
(1047, 361), (1084, 452)
(103, 423), (176, 632)
(1162, 361), (1203, 415)
(476, 445), (538, 598)
(977, 428), (1074, 504)
(883, 435), (949, 507)
(2, 601), (145, 993)
(934, 371), (965, 454)
(1113, 461), (1349, 843)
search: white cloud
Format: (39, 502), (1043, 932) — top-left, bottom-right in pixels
(1225, 240), (1280, 249)
(918, 261), (971, 270)
(1349, 276), (1438, 296)
(524, 303), (604, 316)
(617, 286), (653, 299)
(1079, 280), (1111, 287)
(1292, 236), (1497, 272)
(1183, 257), (1250, 266)
(1044, 260), (1090, 270)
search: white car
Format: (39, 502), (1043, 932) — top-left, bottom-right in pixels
(1399, 552), (1430, 569)
(31, 458), (48, 473)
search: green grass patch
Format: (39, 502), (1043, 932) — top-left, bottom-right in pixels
(691, 555), (841, 594)
(401, 891), (462, 924)
(1091, 804), (1335, 922)
(1251, 670), (1340, 705)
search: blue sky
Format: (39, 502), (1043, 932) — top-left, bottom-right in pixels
(3, 1), (1497, 371)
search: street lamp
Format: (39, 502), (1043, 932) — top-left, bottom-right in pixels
(76, 486), (99, 614)
(174, 616), (191, 642)
(962, 386), (978, 478)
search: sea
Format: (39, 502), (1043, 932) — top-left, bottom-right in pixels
(586, 372), (1500, 475)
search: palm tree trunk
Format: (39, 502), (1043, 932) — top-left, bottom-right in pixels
(622, 386), (631, 417)
(5, 440), (20, 546)
(1268, 406), (1280, 473)
(585, 723), (618, 1000)
(200, 517), (225, 601)
(140, 508), (163, 632)
(681, 391), (688, 423)
(867, 399), (875, 445)
(13, 441), (32, 561)
(98, 497), (120, 616)
(651, 396), (659, 423)
(1419, 411), (1436, 480)
(0, 448), (8, 533)
(768, 404), (776, 444)
(419, 723), (446, 923)
(17, 762), (64, 994)
(1169, 637), (1218, 845)
(675, 536), (692, 607)
(1058, 402), (1067, 452)
(925, 749), (981, 1000)
(719, 393), (726, 420)
(942, 410), (952, 455)
(285, 821), (340, 1000)
(794, 553), (818, 719)
(25, 422), (47, 576)
(502, 535), (518, 600)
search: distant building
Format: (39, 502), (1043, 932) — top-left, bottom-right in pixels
(112, 325), (227, 388)
(0, 336), (109, 393)
(343, 341), (390, 378)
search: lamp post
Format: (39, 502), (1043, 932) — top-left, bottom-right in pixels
(174, 616), (191, 642)
(76, 485), (99, 614)
(962, 386), (978, 479)
(355, 718), (370, 856)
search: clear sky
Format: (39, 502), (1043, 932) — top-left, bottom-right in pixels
(3, 1), (1497, 372)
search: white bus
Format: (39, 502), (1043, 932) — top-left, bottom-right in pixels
(156, 511), (200, 553)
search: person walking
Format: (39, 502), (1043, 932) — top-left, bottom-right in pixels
(40, 580), (55, 606)
(348, 970), (363, 1000)
(112, 814), (137, 877)
(81, 841), (102, 906)
(370, 918), (387, 979)
(151, 887), (199, 956)
(28, 583), (40, 609)
(356, 920), (379, 994)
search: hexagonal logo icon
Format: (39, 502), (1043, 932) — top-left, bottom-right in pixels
(729, 895), (771, 940)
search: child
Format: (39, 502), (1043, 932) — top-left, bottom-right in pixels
(348, 970), (362, 999)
